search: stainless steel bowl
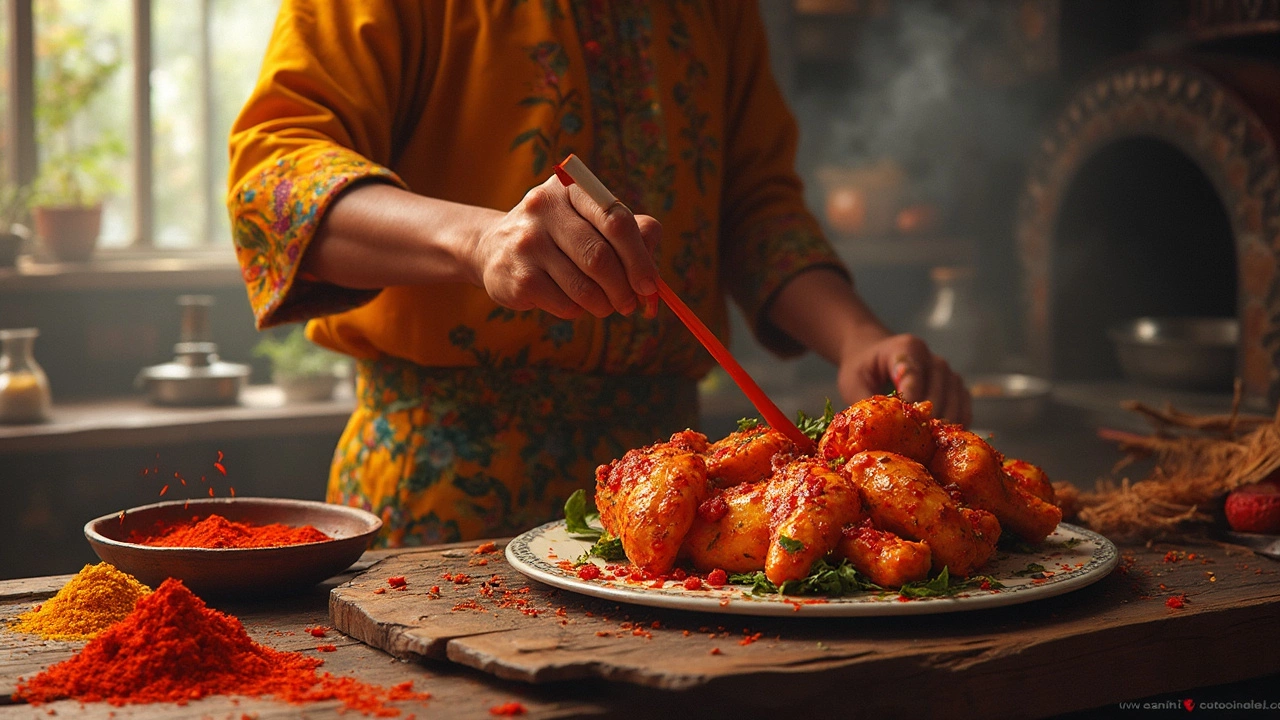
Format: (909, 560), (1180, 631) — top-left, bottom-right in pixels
(969, 373), (1052, 428)
(1108, 317), (1238, 391)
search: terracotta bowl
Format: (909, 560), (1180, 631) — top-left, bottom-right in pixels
(85, 497), (381, 598)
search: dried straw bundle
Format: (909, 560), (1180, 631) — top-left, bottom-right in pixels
(1075, 385), (1280, 542)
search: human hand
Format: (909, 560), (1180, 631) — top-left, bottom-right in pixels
(469, 174), (661, 319)
(836, 333), (971, 426)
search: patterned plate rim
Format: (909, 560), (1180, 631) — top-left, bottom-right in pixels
(505, 521), (1119, 617)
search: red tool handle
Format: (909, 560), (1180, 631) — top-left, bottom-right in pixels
(554, 155), (816, 452)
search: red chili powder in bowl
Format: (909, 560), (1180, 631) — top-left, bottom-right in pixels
(127, 514), (331, 549)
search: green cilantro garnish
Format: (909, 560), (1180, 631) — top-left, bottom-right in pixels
(1013, 563), (1047, 577)
(1062, 537), (1083, 549)
(564, 489), (603, 540)
(777, 535), (805, 554)
(795, 399), (836, 441)
(729, 558), (879, 597)
(576, 534), (625, 565)
(736, 417), (760, 432)
(897, 567), (1004, 598)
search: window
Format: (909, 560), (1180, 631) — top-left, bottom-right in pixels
(3, 0), (279, 252)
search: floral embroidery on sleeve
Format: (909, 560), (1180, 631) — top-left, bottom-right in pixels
(724, 212), (850, 356)
(230, 148), (405, 328)
(511, 42), (583, 176)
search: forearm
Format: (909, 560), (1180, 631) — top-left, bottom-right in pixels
(302, 182), (497, 289)
(765, 268), (891, 363)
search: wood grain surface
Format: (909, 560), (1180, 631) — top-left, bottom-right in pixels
(2, 540), (1277, 719)
(331, 539), (1280, 718)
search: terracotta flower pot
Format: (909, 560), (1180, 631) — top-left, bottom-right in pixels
(33, 204), (102, 262)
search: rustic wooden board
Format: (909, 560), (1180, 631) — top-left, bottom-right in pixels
(332, 540), (1280, 718)
(0, 555), (607, 719)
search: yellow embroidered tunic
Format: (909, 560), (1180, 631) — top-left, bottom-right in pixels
(228, 0), (847, 545)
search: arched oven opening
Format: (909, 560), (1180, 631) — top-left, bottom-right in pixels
(1050, 137), (1236, 381)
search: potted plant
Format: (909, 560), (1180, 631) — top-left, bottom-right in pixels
(30, 11), (124, 262)
(0, 184), (31, 268)
(253, 327), (349, 403)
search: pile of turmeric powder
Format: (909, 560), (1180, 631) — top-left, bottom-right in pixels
(9, 562), (150, 641)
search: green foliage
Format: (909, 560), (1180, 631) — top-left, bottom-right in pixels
(735, 417), (760, 432)
(563, 488), (602, 540)
(796, 399), (836, 442)
(32, 9), (125, 206)
(576, 535), (625, 565)
(898, 567), (1005, 598)
(776, 535), (805, 554)
(729, 558), (880, 597)
(252, 326), (347, 380)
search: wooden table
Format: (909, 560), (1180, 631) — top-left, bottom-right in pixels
(2, 539), (1278, 719)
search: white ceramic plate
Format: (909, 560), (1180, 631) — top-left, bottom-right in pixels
(506, 521), (1119, 617)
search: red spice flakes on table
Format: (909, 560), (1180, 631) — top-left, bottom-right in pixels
(1166, 593), (1189, 609)
(452, 599), (483, 612)
(316, 644), (337, 653)
(373, 588), (386, 595)
(594, 631), (611, 637)
(11, 578), (429, 715)
(709, 648), (722, 655)
(306, 626), (328, 638)
(387, 576), (408, 589)
(489, 701), (527, 716)
(128, 515), (331, 549)
(739, 632), (763, 646)
(474, 541), (498, 555)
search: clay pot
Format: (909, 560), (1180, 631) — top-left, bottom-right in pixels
(33, 204), (102, 262)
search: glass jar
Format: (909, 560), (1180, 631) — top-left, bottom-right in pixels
(0, 328), (53, 424)
(915, 266), (995, 375)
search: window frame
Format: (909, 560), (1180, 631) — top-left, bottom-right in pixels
(4, 0), (227, 255)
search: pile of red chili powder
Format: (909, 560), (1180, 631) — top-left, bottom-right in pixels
(13, 578), (428, 715)
(128, 514), (330, 548)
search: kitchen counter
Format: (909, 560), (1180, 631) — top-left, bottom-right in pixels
(0, 385), (354, 455)
(2, 538), (1278, 718)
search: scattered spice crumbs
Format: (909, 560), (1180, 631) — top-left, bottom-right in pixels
(387, 576), (408, 589)
(474, 541), (498, 554)
(305, 626), (327, 638)
(489, 701), (527, 716)
(373, 588), (386, 595)
(709, 648), (722, 655)
(316, 644), (337, 653)
(1166, 593), (1188, 609)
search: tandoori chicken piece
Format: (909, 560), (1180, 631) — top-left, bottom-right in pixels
(930, 423), (1062, 544)
(594, 429), (711, 574)
(843, 451), (999, 576)
(818, 395), (937, 465)
(683, 481), (771, 573)
(836, 519), (933, 588)
(764, 458), (864, 584)
(1002, 458), (1056, 505)
(705, 424), (795, 487)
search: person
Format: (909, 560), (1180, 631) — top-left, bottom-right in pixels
(227, 0), (969, 546)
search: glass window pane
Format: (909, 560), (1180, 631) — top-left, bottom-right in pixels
(33, 0), (133, 249)
(152, 0), (203, 248)
(208, 0), (278, 247)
